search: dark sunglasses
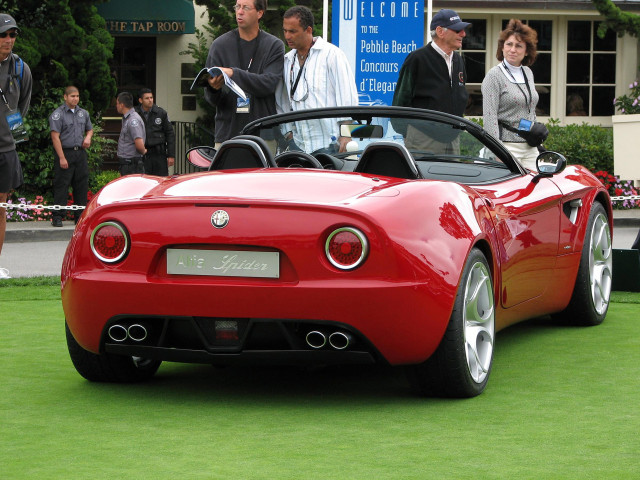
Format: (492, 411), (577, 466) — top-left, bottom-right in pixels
(0, 31), (18, 38)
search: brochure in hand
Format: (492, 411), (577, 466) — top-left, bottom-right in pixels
(190, 66), (247, 101)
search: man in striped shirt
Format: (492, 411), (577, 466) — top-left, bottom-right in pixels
(276, 6), (358, 153)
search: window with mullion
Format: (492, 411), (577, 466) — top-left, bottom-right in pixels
(566, 21), (616, 116)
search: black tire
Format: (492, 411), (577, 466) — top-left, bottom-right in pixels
(66, 322), (161, 382)
(407, 248), (495, 398)
(553, 202), (612, 326)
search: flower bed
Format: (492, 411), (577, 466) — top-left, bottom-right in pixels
(593, 170), (640, 209)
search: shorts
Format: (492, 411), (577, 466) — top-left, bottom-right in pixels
(0, 150), (23, 192)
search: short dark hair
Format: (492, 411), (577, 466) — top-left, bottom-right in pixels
(138, 87), (153, 99)
(283, 5), (314, 30)
(254, 0), (267, 12)
(496, 19), (538, 67)
(117, 92), (133, 108)
(64, 86), (79, 95)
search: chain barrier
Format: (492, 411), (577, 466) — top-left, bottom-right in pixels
(2, 195), (640, 212)
(610, 195), (640, 201)
(0, 202), (85, 211)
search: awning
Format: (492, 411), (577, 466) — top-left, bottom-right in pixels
(97, 0), (195, 35)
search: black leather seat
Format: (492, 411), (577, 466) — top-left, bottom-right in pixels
(210, 138), (274, 171)
(229, 135), (277, 167)
(354, 141), (421, 179)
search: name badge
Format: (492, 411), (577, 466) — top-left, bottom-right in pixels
(6, 109), (28, 143)
(518, 118), (532, 131)
(236, 96), (250, 114)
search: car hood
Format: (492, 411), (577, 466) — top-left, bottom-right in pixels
(95, 169), (406, 207)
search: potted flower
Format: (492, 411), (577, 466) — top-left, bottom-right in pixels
(612, 77), (640, 187)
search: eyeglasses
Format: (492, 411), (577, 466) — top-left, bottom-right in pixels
(0, 31), (18, 38)
(233, 4), (255, 12)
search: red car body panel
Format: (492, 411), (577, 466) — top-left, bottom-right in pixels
(62, 162), (609, 366)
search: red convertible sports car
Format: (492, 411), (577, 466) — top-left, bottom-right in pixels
(62, 106), (613, 397)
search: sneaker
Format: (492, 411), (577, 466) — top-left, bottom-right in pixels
(0, 267), (11, 279)
(52, 217), (63, 227)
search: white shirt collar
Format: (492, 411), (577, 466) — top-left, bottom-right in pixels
(430, 41), (453, 79)
(499, 60), (525, 84)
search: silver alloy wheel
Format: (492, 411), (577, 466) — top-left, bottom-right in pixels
(463, 260), (495, 384)
(588, 212), (612, 315)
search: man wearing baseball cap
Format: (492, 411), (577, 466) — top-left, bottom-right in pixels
(0, 13), (33, 279)
(392, 9), (470, 153)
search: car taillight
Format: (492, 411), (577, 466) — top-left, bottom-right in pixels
(325, 227), (368, 270)
(90, 222), (129, 263)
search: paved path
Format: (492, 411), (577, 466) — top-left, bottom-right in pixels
(2, 212), (639, 278)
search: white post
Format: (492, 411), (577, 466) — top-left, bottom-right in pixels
(323, 0), (328, 40)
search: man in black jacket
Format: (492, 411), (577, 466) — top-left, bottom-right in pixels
(203, 0), (284, 147)
(392, 9), (470, 153)
(135, 88), (175, 176)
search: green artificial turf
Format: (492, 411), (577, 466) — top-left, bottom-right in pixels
(1, 284), (639, 479)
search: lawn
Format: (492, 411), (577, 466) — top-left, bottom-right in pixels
(1, 280), (639, 479)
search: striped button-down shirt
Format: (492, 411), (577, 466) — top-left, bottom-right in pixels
(276, 37), (358, 152)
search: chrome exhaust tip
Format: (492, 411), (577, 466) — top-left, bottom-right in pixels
(107, 324), (128, 342)
(127, 324), (148, 342)
(306, 330), (326, 349)
(328, 332), (351, 350)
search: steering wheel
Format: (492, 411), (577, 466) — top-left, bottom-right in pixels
(314, 152), (345, 170)
(275, 151), (324, 169)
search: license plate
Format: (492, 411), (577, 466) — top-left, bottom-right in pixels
(167, 249), (279, 278)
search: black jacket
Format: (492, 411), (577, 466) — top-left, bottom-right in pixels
(392, 43), (468, 117)
(134, 104), (175, 157)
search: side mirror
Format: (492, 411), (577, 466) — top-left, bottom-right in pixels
(186, 146), (216, 169)
(532, 151), (567, 183)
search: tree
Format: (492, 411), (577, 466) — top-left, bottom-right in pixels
(591, 0), (640, 37)
(1, 0), (117, 197)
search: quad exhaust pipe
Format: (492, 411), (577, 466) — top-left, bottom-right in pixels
(306, 330), (326, 349)
(108, 323), (148, 342)
(328, 332), (351, 350)
(305, 330), (351, 350)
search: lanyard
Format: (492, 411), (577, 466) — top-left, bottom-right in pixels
(289, 40), (315, 99)
(0, 85), (10, 109)
(237, 30), (261, 71)
(502, 61), (532, 113)
(289, 55), (306, 97)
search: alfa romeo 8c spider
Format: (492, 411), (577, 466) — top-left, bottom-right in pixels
(62, 106), (612, 397)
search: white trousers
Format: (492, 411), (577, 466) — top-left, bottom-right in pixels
(503, 141), (539, 171)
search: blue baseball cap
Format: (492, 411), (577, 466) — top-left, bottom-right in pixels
(430, 9), (471, 32)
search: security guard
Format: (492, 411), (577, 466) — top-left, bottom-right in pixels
(49, 86), (93, 227)
(116, 91), (146, 176)
(135, 88), (175, 176)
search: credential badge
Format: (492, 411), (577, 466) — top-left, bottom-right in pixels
(211, 210), (230, 229)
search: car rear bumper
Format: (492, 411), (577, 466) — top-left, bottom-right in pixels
(63, 275), (455, 366)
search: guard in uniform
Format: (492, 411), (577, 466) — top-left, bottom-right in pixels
(49, 86), (93, 227)
(115, 91), (147, 176)
(135, 88), (175, 176)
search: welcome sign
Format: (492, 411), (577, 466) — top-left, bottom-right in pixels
(332, 1), (425, 106)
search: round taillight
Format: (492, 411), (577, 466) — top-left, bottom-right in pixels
(325, 227), (368, 270)
(90, 222), (129, 263)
